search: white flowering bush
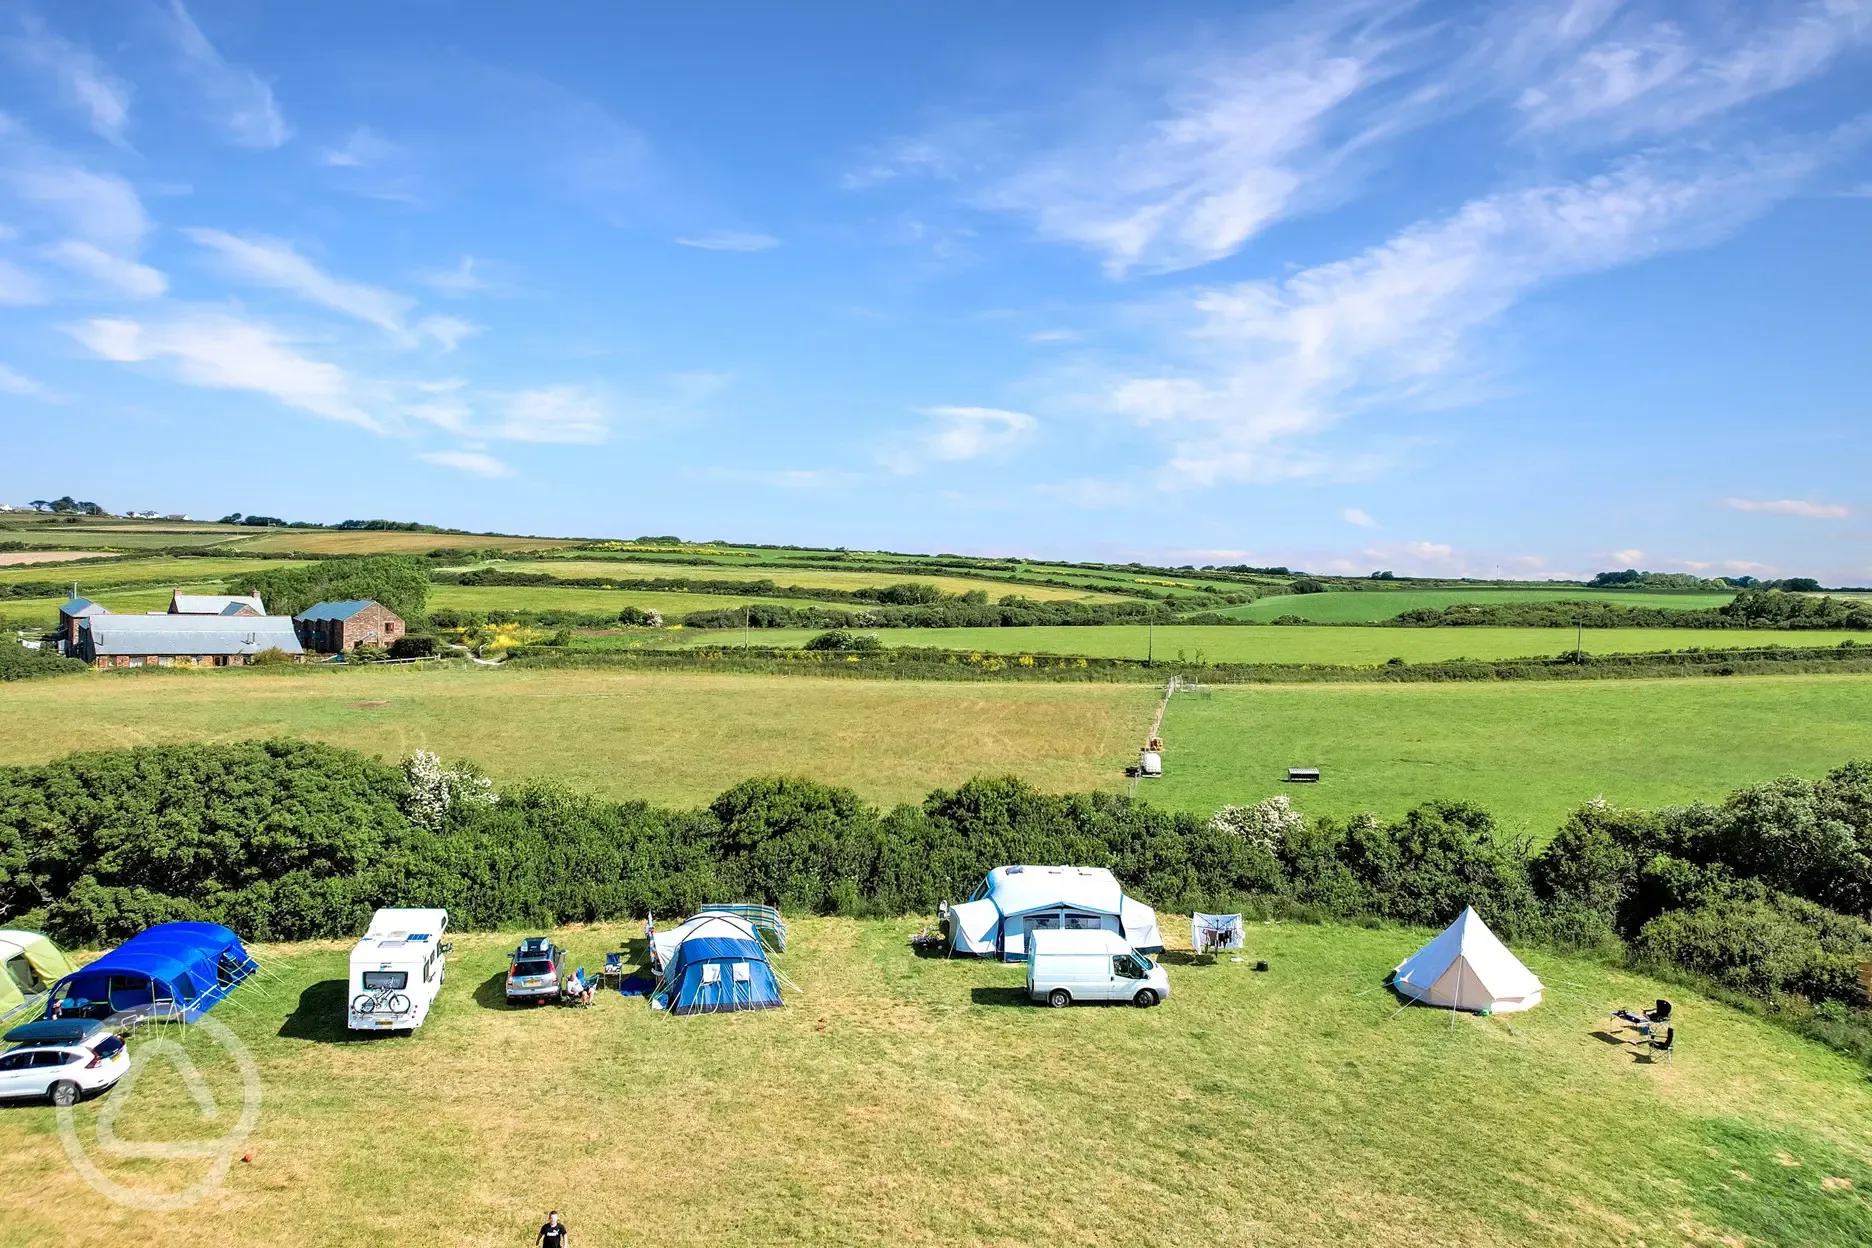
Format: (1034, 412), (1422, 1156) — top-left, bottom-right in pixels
(401, 750), (497, 830)
(1209, 795), (1305, 852)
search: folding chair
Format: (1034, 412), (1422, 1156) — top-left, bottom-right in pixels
(1646, 999), (1672, 1024)
(603, 952), (624, 989)
(1641, 1026), (1674, 1063)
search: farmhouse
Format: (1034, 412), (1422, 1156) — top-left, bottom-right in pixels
(169, 590), (265, 616)
(294, 599), (404, 653)
(73, 611), (304, 668)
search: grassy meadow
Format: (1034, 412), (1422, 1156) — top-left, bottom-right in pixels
(0, 666), (1155, 807)
(5, 666), (1870, 833)
(2, 918), (1868, 1247)
(1148, 674), (1872, 839)
(427, 583), (852, 619)
(674, 623), (1865, 664)
(1219, 587), (1736, 622)
(452, 558), (1129, 602)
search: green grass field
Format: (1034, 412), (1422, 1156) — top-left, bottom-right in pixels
(428, 584), (847, 619)
(0, 557), (309, 588)
(1, 586), (221, 619)
(0, 667), (1155, 807)
(5, 666), (1870, 835)
(1148, 674), (1872, 838)
(1220, 587), (1736, 622)
(453, 558), (1128, 602)
(3, 917), (1868, 1246)
(682, 623), (1863, 664)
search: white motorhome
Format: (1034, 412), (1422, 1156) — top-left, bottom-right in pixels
(944, 865), (1163, 961)
(1027, 928), (1170, 1008)
(347, 908), (451, 1033)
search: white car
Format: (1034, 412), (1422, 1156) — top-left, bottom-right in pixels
(1026, 927), (1171, 1008)
(0, 1025), (130, 1106)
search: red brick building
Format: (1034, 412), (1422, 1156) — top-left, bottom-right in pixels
(293, 600), (406, 653)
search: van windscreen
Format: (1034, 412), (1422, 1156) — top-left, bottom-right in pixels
(362, 971), (407, 991)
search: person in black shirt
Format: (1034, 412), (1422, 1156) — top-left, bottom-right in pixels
(537, 1211), (567, 1247)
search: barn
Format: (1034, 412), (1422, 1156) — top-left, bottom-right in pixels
(76, 613), (304, 667)
(294, 600), (406, 653)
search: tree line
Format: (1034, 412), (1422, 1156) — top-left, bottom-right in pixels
(2, 741), (1869, 1059)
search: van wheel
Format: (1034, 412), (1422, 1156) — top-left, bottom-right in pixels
(1133, 989), (1159, 1009)
(50, 1080), (80, 1107)
(1047, 989), (1072, 1009)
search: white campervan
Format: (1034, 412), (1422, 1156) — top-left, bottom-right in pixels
(347, 908), (451, 1033)
(1027, 928), (1169, 1009)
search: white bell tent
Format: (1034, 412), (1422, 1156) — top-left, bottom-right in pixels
(1392, 906), (1543, 1014)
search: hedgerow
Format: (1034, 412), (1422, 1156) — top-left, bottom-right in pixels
(3, 743), (1869, 1058)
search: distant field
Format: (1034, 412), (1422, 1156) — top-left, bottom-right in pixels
(0, 586), (217, 619)
(675, 624), (1864, 664)
(459, 558), (1125, 602)
(1221, 587), (1735, 622)
(0, 556), (306, 587)
(1150, 674), (1872, 838)
(7, 916), (1868, 1247)
(0, 525), (242, 549)
(235, 530), (578, 554)
(0, 667), (1154, 807)
(428, 584), (841, 619)
(0, 550), (116, 567)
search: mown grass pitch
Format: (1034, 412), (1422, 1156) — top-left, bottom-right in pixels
(2, 918), (1868, 1246)
(1148, 673), (1872, 840)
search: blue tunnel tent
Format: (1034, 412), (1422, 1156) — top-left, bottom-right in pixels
(46, 922), (257, 1024)
(651, 913), (783, 1015)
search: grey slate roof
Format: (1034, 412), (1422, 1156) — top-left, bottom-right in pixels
(169, 592), (265, 616)
(295, 599), (379, 622)
(83, 614), (304, 656)
(59, 598), (107, 617)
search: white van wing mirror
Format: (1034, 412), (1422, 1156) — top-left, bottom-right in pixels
(439, 941), (454, 953)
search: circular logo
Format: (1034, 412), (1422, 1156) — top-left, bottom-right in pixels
(57, 1014), (263, 1211)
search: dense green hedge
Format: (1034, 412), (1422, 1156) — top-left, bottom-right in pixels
(0, 641), (88, 681)
(4, 742), (1872, 1060)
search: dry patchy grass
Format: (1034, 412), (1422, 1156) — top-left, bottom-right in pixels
(2, 919), (1868, 1246)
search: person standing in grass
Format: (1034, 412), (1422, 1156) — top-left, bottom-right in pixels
(537, 1211), (568, 1248)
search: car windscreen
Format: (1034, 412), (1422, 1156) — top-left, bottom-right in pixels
(512, 961), (553, 978)
(361, 971), (408, 991)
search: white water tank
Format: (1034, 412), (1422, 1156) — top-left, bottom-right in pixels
(1139, 750), (1163, 777)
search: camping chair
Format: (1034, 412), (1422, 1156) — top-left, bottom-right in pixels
(602, 953), (624, 989)
(562, 969), (595, 1008)
(1646, 999), (1672, 1024)
(1637, 1026), (1674, 1063)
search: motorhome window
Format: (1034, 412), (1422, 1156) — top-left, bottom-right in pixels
(513, 960), (553, 978)
(1064, 914), (1101, 930)
(362, 971), (408, 991)
(1027, 915), (1060, 930)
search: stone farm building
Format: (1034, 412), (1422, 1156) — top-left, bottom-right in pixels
(74, 613), (304, 668)
(293, 600), (405, 653)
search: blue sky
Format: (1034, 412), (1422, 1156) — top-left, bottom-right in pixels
(2, 1), (1869, 581)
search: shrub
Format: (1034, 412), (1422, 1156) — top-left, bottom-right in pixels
(803, 629), (881, 652)
(1289, 578), (1328, 594)
(250, 647), (298, 666)
(0, 641), (88, 682)
(389, 635), (439, 659)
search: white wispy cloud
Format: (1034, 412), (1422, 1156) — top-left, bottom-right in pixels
(419, 449), (510, 477)
(1611, 548), (1646, 565)
(321, 125), (394, 168)
(419, 255), (485, 294)
(40, 239), (165, 298)
(64, 311), (380, 431)
(9, 16), (131, 145)
(1100, 142), (1832, 486)
(165, 0), (289, 149)
(186, 228), (410, 335)
(487, 385), (609, 444)
(10, 164), (149, 250)
(1342, 507), (1378, 528)
(884, 405), (1037, 472)
(1516, 0), (1872, 140)
(0, 362), (58, 400)
(415, 315), (479, 353)
(675, 230), (780, 252)
(1725, 497), (1852, 518)
(0, 259), (47, 304)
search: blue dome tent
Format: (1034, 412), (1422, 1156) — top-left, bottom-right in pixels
(651, 913), (783, 1015)
(45, 922), (257, 1024)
